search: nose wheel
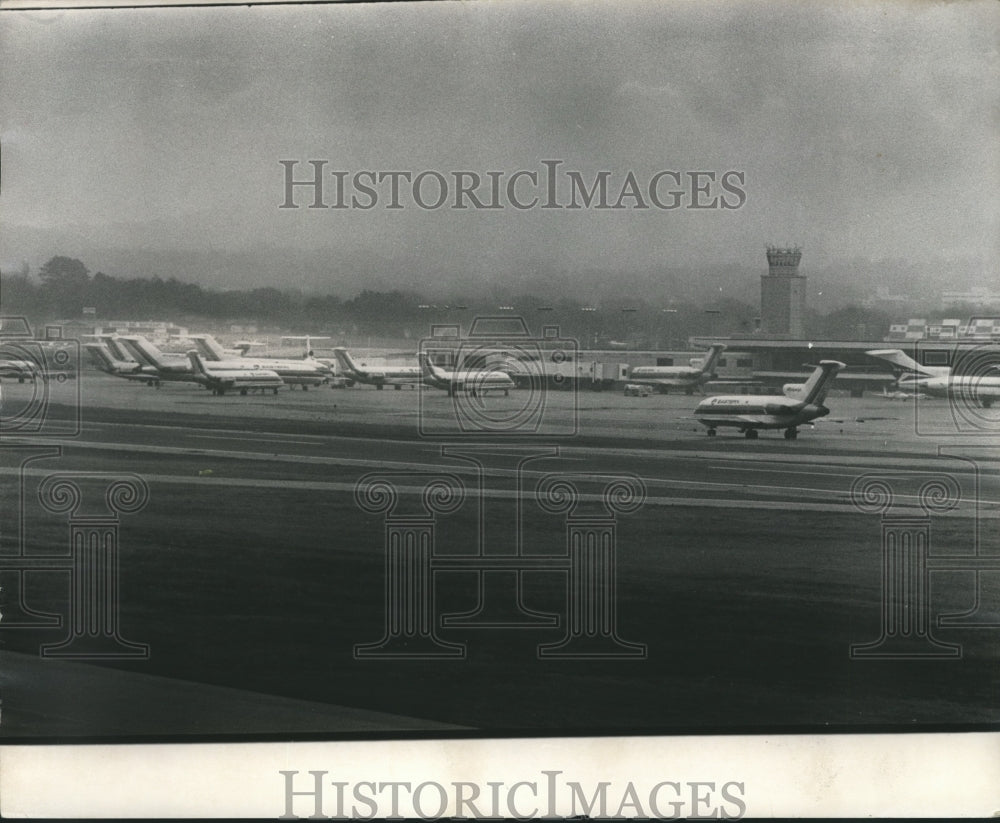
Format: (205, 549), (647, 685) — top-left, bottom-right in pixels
(784, 428), (798, 440)
(743, 429), (758, 439)
(706, 428), (717, 437)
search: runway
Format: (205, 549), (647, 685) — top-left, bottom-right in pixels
(1, 374), (998, 738)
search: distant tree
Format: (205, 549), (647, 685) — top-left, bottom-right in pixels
(38, 256), (91, 317)
(38, 256), (90, 290)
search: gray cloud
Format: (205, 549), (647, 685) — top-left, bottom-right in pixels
(1, 0), (996, 297)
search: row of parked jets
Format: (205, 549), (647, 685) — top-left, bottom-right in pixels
(74, 334), (1000, 440)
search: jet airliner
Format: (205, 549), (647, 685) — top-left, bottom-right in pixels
(693, 360), (845, 439)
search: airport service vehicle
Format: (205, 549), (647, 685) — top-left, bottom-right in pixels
(186, 351), (284, 396)
(623, 384), (650, 397)
(693, 360), (844, 439)
(867, 348), (1000, 409)
(418, 352), (515, 396)
(333, 348), (422, 389)
(877, 386), (927, 401)
(627, 343), (726, 395)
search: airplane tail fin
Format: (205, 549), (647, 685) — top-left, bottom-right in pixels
(417, 352), (443, 379)
(99, 335), (134, 362)
(800, 360), (844, 405)
(699, 343), (727, 375)
(117, 336), (163, 367)
(332, 348), (361, 375)
(187, 350), (209, 376)
(190, 335), (227, 361)
(85, 343), (116, 372)
(867, 348), (947, 378)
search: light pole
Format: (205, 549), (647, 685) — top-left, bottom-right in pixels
(704, 309), (722, 340)
(660, 308), (677, 350)
(621, 307), (637, 349)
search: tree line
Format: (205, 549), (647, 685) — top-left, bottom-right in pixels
(0, 255), (920, 345)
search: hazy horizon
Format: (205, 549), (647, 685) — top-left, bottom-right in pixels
(2, 0), (996, 305)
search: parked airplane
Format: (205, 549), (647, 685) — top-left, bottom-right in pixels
(119, 335), (326, 388)
(418, 352), (515, 396)
(187, 351), (284, 396)
(84, 342), (160, 383)
(281, 335), (332, 358)
(867, 348), (1000, 409)
(189, 335), (329, 388)
(332, 348), (422, 389)
(116, 336), (194, 385)
(0, 353), (40, 383)
(693, 360), (845, 439)
(628, 344), (726, 394)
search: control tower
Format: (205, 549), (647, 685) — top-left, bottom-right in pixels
(761, 245), (806, 338)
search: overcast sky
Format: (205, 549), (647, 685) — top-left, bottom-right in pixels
(1, 0), (996, 297)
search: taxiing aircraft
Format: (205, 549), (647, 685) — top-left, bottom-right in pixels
(867, 348), (1000, 409)
(187, 351), (284, 396)
(693, 360), (845, 439)
(332, 348), (422, 389)
(418, 352), (515, 396)
(628, 344), (726, 394)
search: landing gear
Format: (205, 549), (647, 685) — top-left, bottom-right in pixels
(504, 389), (510, 396)
(394, 384), (401, 390)
(376, 384), (384, 390)
(273, 387), (279, 395)
(784, 428), (798, 440)
(706, 428), (717, 437)
(240, 388), (248, 396)
(744, 429), (758, 439)
(302, 384), (308, 391)
(983, 398), (994, 409)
